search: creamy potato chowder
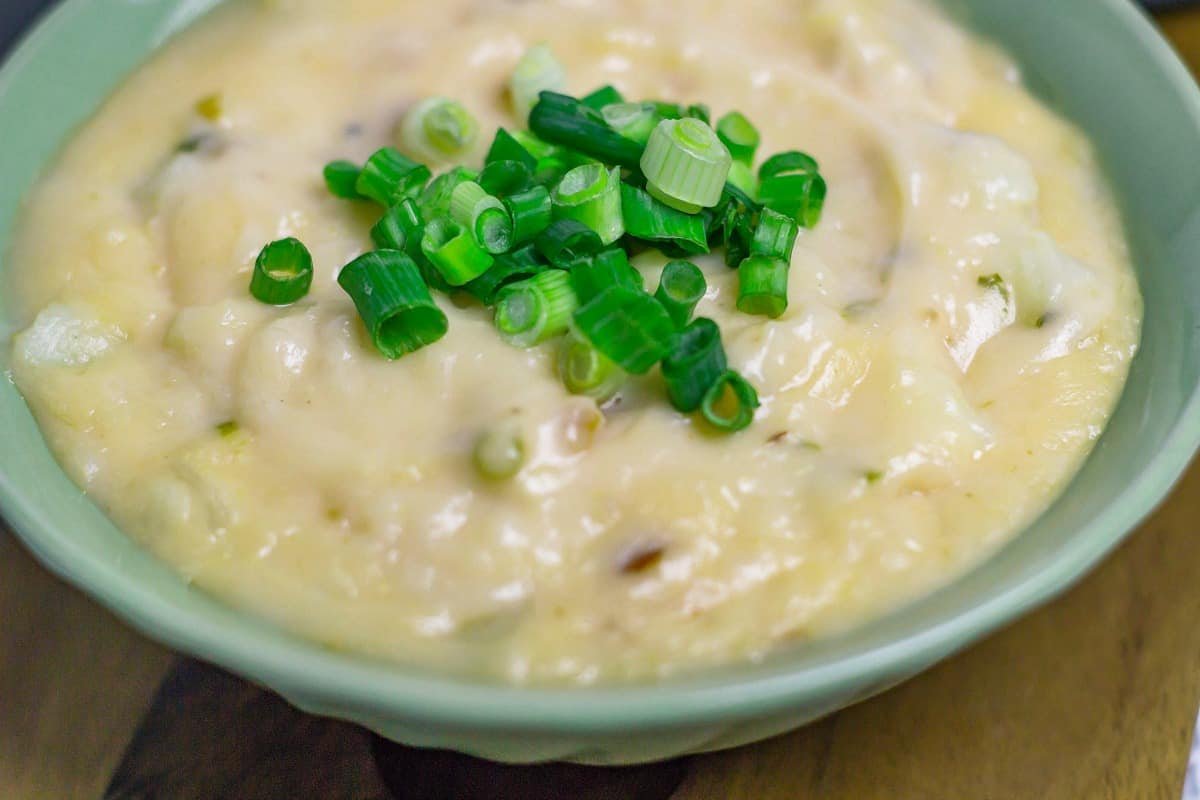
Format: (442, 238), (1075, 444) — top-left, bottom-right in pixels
(5, 0), (1141, 684)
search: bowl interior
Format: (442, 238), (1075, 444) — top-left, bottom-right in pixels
(1, 0), (1199, 732)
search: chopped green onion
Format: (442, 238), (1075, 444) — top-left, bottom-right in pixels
(737, 255), (790, 318)
(532, 155), (571, 189)
(684, 103), (711, 125)
(535, 219), (604, 268)
(418, 166), (477, 219)
(749, 208), (799, 262)
(216, 420), (239, 437)
(726, 161), (758, 199)
(600, 102), (660, 147)
(421, 218), (495, 285)
(558, 327), (626, 400)
(757, 151), (825, 228)
(649, 101), (684, 120)
(338, 250), (448, 359)
(571, 248), (642, 304)
(473, 425), (525, 480)
(573, 286), (675, 375)
(701, 370), (760, 432)
(400, 97), (479, 162)
(641, 117), (732, 213)
(511, 130), (560, 161)
(486, 128), (538, 171)
(655, 260), (707, 329)
(510, 44), (567, 124)
(716, 112), (760, 165)
(759, 151), (820, 180)
(581, 84), (625, 110)
(323, 160), (364, 200)
(759, 173), (827, 229)
(450, 181), (514, 254)
(250, 238), (314, 305)
(463, 244), (548, 304)
(662, 318), (727, 412)
(479, 160), (533, 198)
(718, 193), (757, 267)
(504, 185), (554, 244)
(529, 91), (645, 170)
(369, 199), (453, 294)
(494, 269), (578, 347)
(552, 164), (624, 245)
(356, 147), (431, 206)
(620, 183), (709, 255)
(371, 199), (423, 251)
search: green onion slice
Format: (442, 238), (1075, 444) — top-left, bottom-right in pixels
(323, 160), (364, 200)
(719, 193), (757, 267)
(338, 250), (448, 359)
(558, 327), (627, 400)
(511, 130), (560, 161)
(450, 181), (514, 255)
(749, 208), (799, 262)
(571, 248), (642, 305)
(759, 173), (827, 229)
(759, 151), (820, 181)
(701, 370), (760, 432)
(641, 117), (732, 213)
(369, 199), (453, 294)
(756, 151), (825, 228)
(421, 218), (495, 285)
(581, 84), (625, 110)
(371, 199), (423, 252)
(716, 111), (760, 165)
(573, 286), (676, 375)
(479, 160), (534, 198)
(684, 103), (712, 125)
(655, 259), (707, 329)
(463, 244), (548, 305)
(726, 161), (759, 200)
(494, 269), (578, 347)
(400, 97), (479, 162)
(250, 238), (314, 305)
(356, 147), (432, 206)
(620, 183), (709, 255)
(535, 218), (604, 268)
(529, 91), (645, 171)
(486, 128), (538, 171)
(662, 317), (728, 412)
(552, 164), (624, 246)
(510, 44), (567, 124)
(650, 101), (685, 120)
(600, 102), (660, 147)
(417, 166), (477, 220)
(505, 185), (554, 244)
(474, 425), (526, 480)
(737, 254), (790, 318)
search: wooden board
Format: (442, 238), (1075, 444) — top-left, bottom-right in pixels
(4, 10), (1200, 800)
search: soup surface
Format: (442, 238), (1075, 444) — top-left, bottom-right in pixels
(6, 0), (1141, 684)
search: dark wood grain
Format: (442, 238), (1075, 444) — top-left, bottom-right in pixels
(102, 661), (390, 800)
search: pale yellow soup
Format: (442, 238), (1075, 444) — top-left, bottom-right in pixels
(6, 0), (1141, 684)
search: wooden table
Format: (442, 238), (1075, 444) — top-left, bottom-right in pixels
(6, 10), (1200, 800)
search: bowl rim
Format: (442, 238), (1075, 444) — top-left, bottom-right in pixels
(2, 0), (1200, 734)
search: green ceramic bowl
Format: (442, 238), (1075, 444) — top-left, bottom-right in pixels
(1, 0), (1198, 766)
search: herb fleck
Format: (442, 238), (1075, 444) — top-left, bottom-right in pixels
(977, 273), (1010, 302)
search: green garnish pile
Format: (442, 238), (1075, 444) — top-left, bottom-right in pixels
(249, 46), (827, 434)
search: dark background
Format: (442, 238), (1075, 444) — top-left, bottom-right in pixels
(0, 0), (1195, 59)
